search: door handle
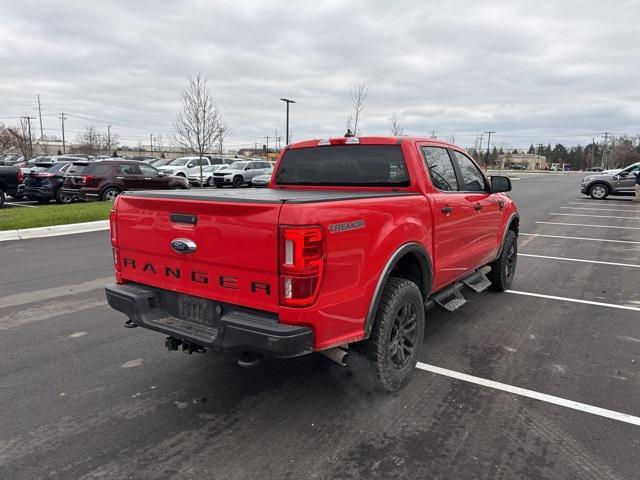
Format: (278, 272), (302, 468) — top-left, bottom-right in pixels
(144, 177), (152, 180)
(474, 203), (483, 211)
(116, 176), (124, 179)
(441, 206), (452, 214)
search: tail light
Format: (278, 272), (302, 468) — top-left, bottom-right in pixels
(279, 226), (325, 307)
(110, 206), (120, 272)
(16, 170), (23, 183)
(80, 175), (95, 185)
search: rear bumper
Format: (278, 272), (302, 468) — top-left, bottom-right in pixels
(24, 186), (54, 199)
(105, 282), (314, 357)
(60, 187), (98, 201)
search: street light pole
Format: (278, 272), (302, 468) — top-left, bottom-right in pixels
(280, 98), (295, 145)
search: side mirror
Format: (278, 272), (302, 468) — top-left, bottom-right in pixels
(187, 163), (194, 168)
(158, 171), (165, 177)
(491, 175), (512, 193)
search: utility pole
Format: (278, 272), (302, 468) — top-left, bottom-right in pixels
(277, 136), (282, 150)
(484, 131), (495, 166)
(430, 130), (437, 139)
(601, 132), (610, 169)
(21, 116), (35, 158)
(477, 134), (484, 163)
(280, 98), (295, 145)
(150, 134), (154, 154)
(264, 136), (270, 151)
(107, 124), (112, 154)
(37, 94), (44, 141)
(536, 143), (544, 170)
(275, 128), (278, 150)
(59, 113), (67, 153)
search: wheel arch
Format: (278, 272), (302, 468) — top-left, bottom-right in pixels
(364, 242), (432, 339)
(496, 212), (520, 259)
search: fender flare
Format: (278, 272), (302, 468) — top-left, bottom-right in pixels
(495, 212), (520, 259)
(364, 242), (432, 338)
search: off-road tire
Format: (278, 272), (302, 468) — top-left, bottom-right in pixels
(362, 277), (425, 392)
(589, 183), (609, 200)
(207, 177), (214, 187)
(101, 187), (120, 201)
(232, 176), (244, 188)
(487, 230), (517, 291)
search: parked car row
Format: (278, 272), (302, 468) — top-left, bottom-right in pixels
(0, 157), (277, 207)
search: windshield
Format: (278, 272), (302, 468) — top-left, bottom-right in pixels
(153, 159), (172, 167)
(168, 158), (192, 166)
(275, 145), (409, 187)
(228, 161), (249, 170)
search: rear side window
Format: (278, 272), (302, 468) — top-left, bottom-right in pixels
(422, 147), (458, 191)
(83, 163), (113, 176)
(275, 145), (409, 186)
(452, 151), (486, 192)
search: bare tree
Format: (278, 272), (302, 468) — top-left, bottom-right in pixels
(8, 118), (33, 158)
(173, 73), (223, 185)
(390, 112), (405, 136)
(0, 124), (14, 152)
(347, 84), (368, 135)
(76, 126), (102, 155)
(218, 120), (231, 156)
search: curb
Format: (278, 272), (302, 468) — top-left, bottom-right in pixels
(0, 220), (109, 242)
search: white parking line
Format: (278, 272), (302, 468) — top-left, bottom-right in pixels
(518, 253), (640, 268)
(572, 199), (638, 206)
(416, 363), (640, 427)
(561, 206), (640, 212)
(550, 213), (640, 220)
(520, 233), (640, 244)
(505, 290), (640, 312)
(4, 202), (37, 208)
(536, 221), (640, 230)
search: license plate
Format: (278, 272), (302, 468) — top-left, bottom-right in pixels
(177, 294), (216, 326)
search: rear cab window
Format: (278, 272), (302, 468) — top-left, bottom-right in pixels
(275, 145), (409, 187)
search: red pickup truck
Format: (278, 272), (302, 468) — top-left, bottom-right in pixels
(106, 136), (519, 391)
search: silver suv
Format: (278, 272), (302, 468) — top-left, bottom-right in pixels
(212, 160), (273, 188)
(581, 162), (640, 199)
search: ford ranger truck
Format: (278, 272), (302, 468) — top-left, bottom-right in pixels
(105, 136), (519, 391)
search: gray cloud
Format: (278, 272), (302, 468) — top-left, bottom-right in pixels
(1, 0), (638, 149)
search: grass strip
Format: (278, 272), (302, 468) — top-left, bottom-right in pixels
(0, 201), (112, 231)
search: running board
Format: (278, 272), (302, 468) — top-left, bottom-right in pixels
(462, 266), (492, 293)
(431, 284), (467, 312)
(427, 267), (492, 313)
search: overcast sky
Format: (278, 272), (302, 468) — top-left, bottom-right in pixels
(1, 0), (639, 150)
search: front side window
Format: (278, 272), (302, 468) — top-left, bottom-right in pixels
(452, 151), (486, 192)
(422, 147), (458, 191)
(139, 164), (159, 176)
(118, 163), (142, 176)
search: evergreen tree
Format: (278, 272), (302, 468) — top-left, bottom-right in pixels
(527, 144), (535, 154)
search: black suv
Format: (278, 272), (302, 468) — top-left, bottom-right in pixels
(61, 160), (189, 201)
(21, 162), (81, 204)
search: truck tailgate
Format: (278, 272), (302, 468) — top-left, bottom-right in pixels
(114, 195), (282, 313)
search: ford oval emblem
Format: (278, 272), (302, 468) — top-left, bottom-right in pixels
(171, 238), (197, 254)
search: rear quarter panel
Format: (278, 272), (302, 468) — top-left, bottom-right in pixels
(278, 195), (433, 349)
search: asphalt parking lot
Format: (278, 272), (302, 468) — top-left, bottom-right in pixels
(1, 172), (639, 480)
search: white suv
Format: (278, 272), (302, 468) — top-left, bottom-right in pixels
(157, 156), (212, 178)
(212, 160), (273, 188)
